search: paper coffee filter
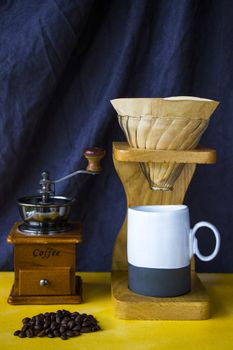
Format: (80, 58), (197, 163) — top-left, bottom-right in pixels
(111, 97), (218, 119)
(111, 97), (219, 190)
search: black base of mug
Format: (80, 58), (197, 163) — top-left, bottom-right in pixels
(128, 263), (191, 297)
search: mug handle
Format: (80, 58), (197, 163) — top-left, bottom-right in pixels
(190, 221), (221, 262)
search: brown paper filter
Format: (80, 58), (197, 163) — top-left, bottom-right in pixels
(111, 97), (219, 190)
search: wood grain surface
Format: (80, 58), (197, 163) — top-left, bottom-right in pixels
(111, 271), (210, 320)
(113, 142), (216, 164)
(7, 223), (82, 305)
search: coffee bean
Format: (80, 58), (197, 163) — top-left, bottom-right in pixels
(92, 325), (101, 332)
(59, 325), (66, 334)
(53, 330), (60, 337)
(45, 328), (52, 335)
(80, 326), (92, 333)
(82, 320), (92, 327)
(33, 330), (40, 336)
(55, 316), (61, 324)
(61, 316), (70, 324)
(75, 315), (82, 323)
(90, 316), (98, 324)
(62, 310), (70, 317)
(34, 324), (43, 331)
(35, 319), (43, 326)
(22, 317), (30, 324)
(51, 321), (58, 329)
(18, 331), (26, 338)
(73, 325), (81, 331)
(14, 330), (21, 336)
(66, 330), (76, 337)
(36, 313), (44, 320)
(67, 320), (75, 329)
(72, 330), (80, 336)
(21, 324), (29, 332)
(35, 321), (43, 328)
(47, 333), (54, 338)
(37, 330), (45, 337)
(60, 334), (68, 340)
(44, 320), (50, 329)
(26, 329), (33, 338)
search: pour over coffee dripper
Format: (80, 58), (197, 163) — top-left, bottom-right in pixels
(17, 148), (105, 234)
(111, 97), (219, 190)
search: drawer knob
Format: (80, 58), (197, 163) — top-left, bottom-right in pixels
(40, 279), (49, 286)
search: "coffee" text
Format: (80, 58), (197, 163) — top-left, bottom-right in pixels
(33, 247), (61, 259)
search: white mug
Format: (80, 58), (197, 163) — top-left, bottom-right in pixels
(127, 205), (220, 297)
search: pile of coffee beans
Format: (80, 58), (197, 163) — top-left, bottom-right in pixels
(14, 309), (101, 340)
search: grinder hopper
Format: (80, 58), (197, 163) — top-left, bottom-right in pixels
(17, 147), (105, 234)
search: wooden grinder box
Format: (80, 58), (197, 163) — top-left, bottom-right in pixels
(7, 222), (82, 305)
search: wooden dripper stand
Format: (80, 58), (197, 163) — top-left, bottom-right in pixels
(110, 97), (219, 320)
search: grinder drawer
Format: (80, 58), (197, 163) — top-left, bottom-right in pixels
(18, 267), (72, 295)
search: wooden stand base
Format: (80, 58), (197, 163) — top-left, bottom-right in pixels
(8, 276), (82, 305)
(111, 271), (210, 320)
(111, 143), (216, 320)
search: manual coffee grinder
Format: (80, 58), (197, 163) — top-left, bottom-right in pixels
(7, 147), (105, 305)
(110, 97), (219, 320)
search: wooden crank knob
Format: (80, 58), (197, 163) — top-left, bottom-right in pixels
(84, 147), (106, 173)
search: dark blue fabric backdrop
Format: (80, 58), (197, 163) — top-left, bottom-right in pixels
(0, 0), (232, 272)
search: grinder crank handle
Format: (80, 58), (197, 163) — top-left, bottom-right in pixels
(39, 147), (105, 200)
(84, 147), (106, 173)
(51, 147), (105, 184)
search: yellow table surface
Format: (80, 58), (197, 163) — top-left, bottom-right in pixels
(0, 272), (233, 349)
